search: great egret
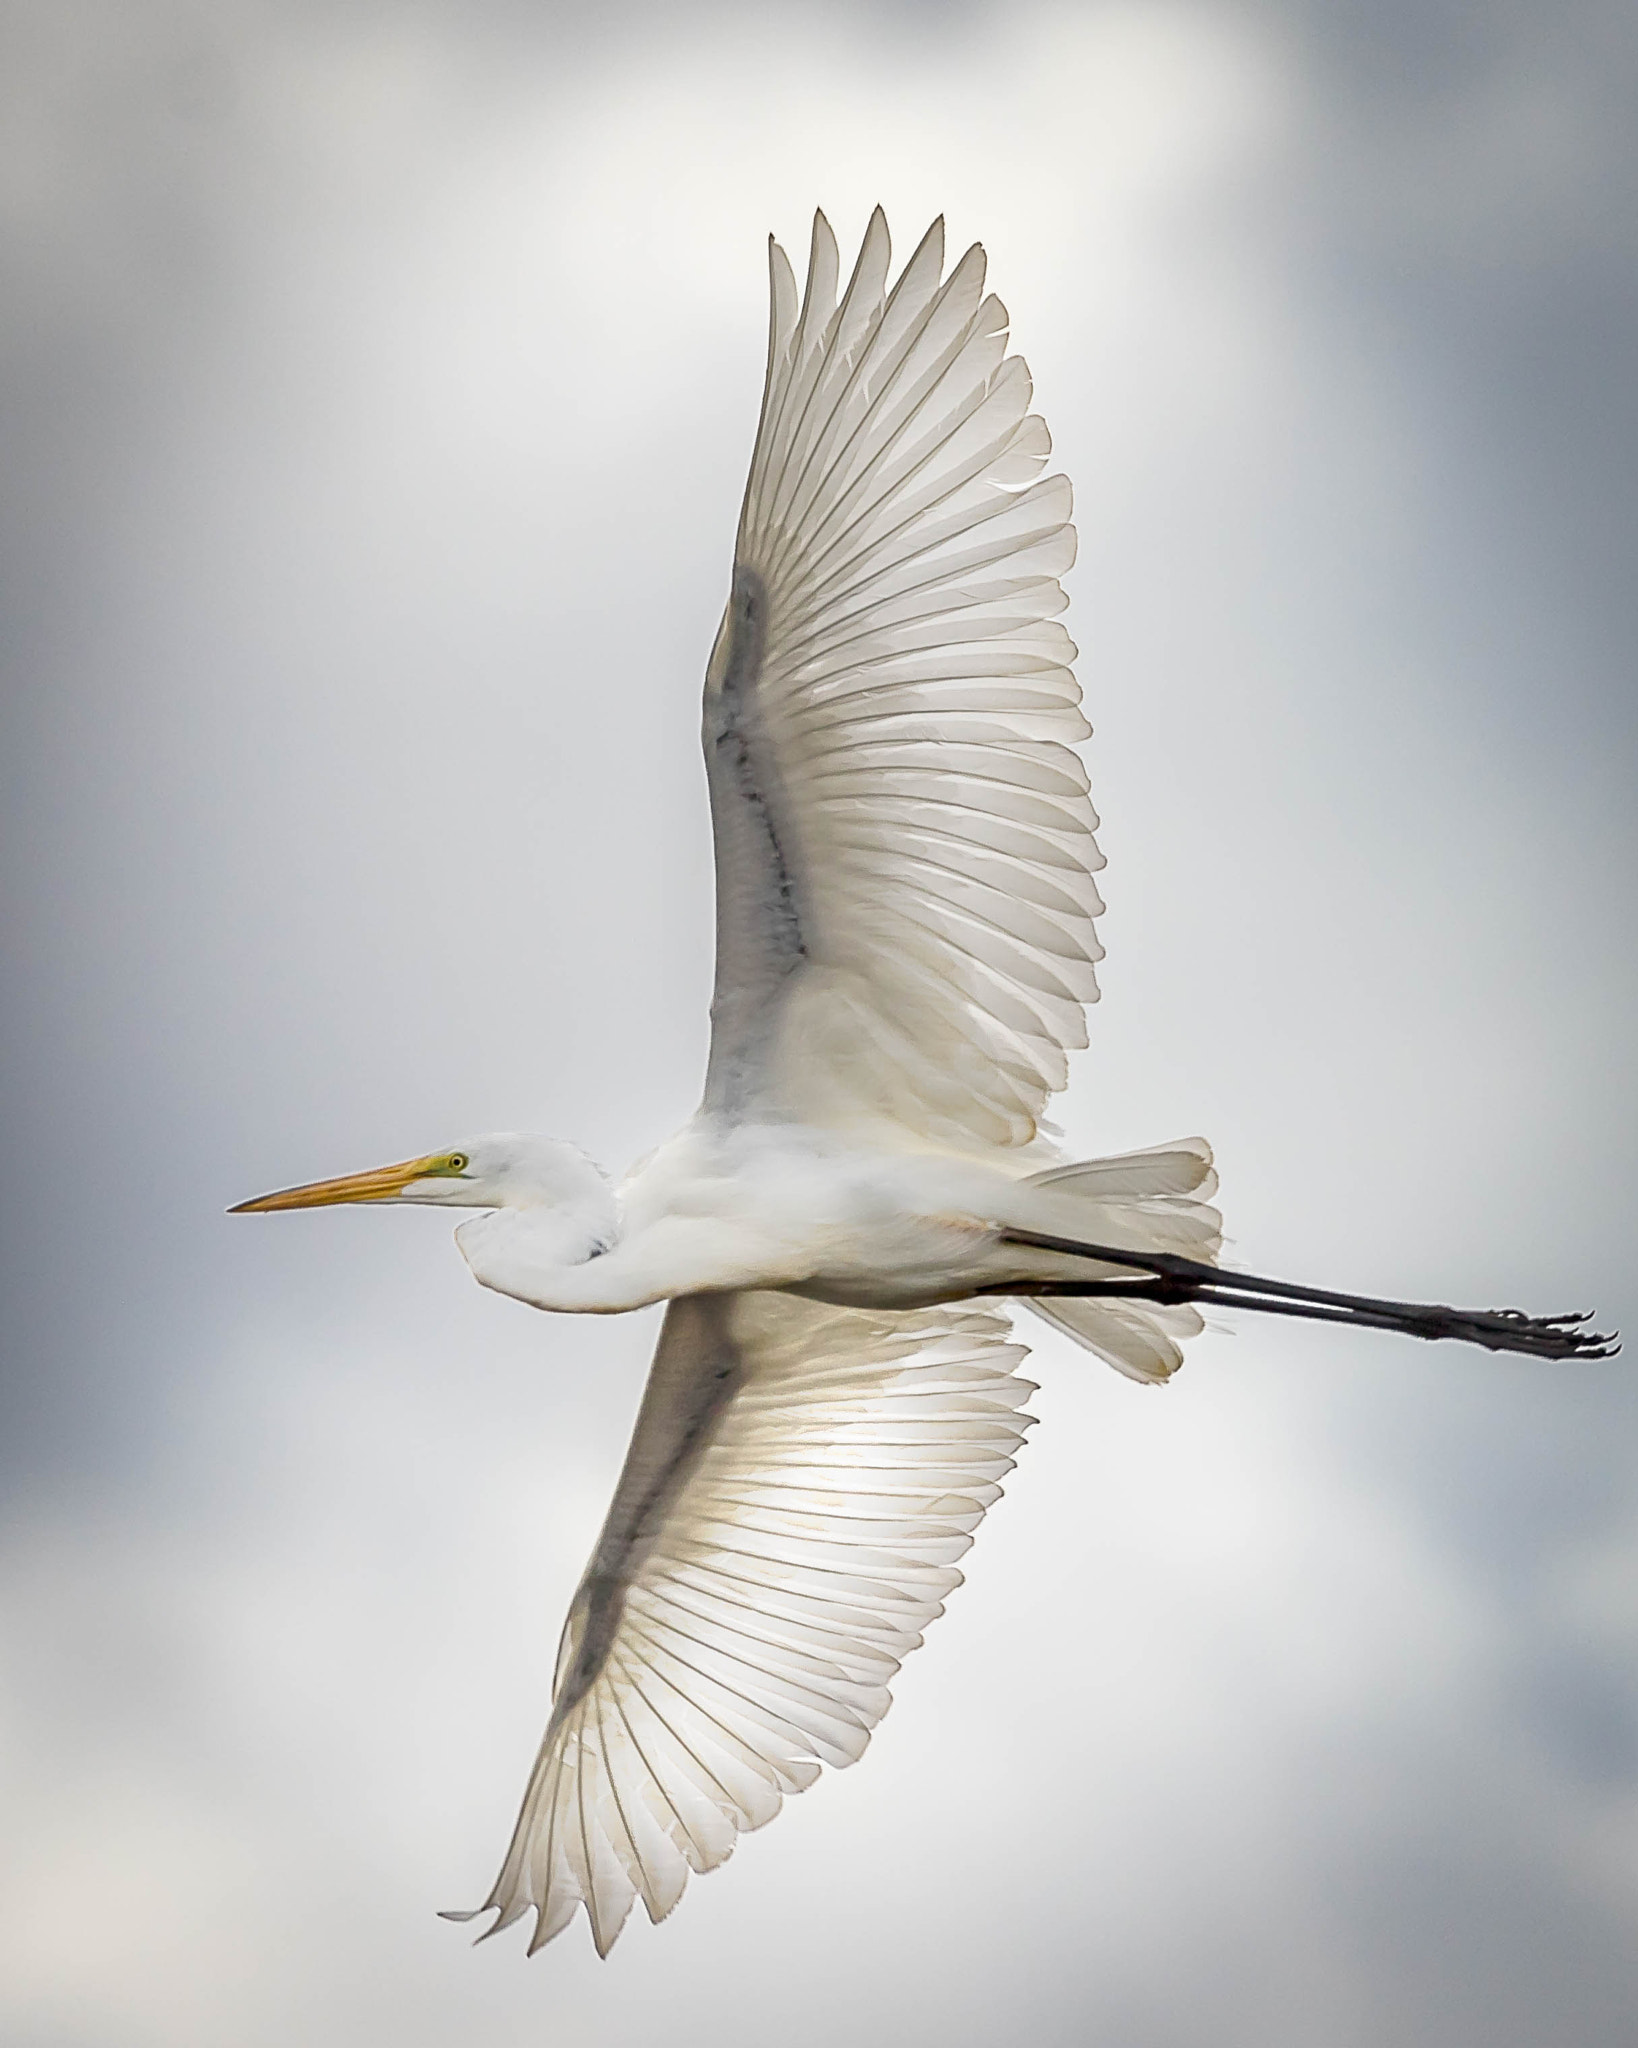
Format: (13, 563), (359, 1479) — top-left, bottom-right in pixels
(233, 210), (1614, 1958)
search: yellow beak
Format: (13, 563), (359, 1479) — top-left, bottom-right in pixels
(229, 1154), (445, 1213)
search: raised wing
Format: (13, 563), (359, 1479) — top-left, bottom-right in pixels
(702, 209), (1104, 1152)
(450, 1289), (1035, 1956)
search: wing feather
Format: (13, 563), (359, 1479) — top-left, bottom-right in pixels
(703, 212), (1099, 1149)
(450, 1291), (1035, 1955)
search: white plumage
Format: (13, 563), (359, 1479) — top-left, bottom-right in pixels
(706, 210), (1102, 1154)
(474, 1293), (1035, 1957)
(234, 208), (1611, 1960)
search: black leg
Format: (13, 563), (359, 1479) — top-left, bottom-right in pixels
(991, 1228), (1618, 1361)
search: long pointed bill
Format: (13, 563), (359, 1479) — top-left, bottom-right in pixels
(229, 1155), (444, 1213)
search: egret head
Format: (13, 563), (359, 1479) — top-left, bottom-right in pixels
(230, 1132), (609, 1214)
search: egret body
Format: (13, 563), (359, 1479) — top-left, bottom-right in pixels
(234, 211), (1613, 1957)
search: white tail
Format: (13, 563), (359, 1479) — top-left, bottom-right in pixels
(1021, 1138), (1221, 1385)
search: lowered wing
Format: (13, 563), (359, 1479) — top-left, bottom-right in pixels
(450, 1289), (1035, 1955)
(702, 209), (1103, 1153)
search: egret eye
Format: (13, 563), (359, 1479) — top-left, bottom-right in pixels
(446, 1153), (469, 1173)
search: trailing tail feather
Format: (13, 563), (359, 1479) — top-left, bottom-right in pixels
(1020, 1138), (1222, 1385)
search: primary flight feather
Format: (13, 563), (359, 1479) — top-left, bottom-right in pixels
(233, 209), (1614, 1958)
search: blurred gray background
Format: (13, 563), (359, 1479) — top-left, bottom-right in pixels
(2, 3), (1635, 2042)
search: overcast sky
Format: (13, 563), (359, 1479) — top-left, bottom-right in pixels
(2, 3), (1636, 2043)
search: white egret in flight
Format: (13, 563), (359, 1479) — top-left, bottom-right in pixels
(234, 211), (1614, 1957)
